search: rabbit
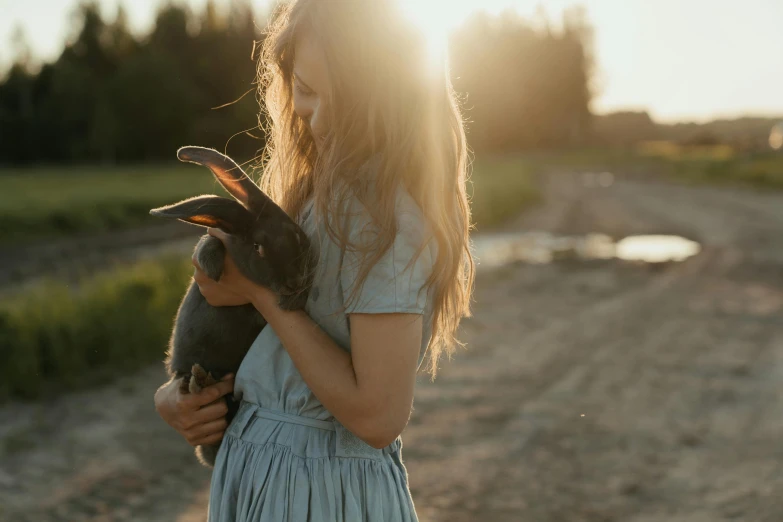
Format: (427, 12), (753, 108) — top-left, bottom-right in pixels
(150, 146), (316, 468)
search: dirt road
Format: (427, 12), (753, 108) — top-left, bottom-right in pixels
(0, 221), (200, 296)
(408, 172), (783, 521)
(2, 171), (783, 521)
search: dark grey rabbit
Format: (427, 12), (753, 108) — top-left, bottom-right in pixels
(150, 146), (315, 468)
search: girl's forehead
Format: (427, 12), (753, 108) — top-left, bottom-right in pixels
(293, 30), (330, 92)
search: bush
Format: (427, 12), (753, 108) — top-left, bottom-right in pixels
(0, 256), (192, 401)
(469, 156), (540, 230)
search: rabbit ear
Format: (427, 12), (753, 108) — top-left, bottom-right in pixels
(177, 146), (271, 211)
(150, 196), (253, 234)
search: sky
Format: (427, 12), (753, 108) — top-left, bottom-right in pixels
(1, 0), (782, 124)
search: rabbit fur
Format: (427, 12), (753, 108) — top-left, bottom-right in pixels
(150, 146), (316, 468)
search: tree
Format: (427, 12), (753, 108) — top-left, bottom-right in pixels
(449, 8), (594, 152)
(0, 1), (264, 165)
(0, 2), (594, 164)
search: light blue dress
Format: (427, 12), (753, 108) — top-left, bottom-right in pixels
(207, 183), (437, 522)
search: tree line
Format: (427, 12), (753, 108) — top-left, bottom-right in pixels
(0, 1), (594, 166)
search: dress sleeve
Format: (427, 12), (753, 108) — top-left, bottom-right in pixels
(339, 194), (435, 315)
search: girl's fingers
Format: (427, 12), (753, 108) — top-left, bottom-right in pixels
(191, 398), (230, 426)
(193, 264), (213, 284)
(187, 418), (228, 445)
(192, 432), (225, 447)
(189, 380), (234, 407)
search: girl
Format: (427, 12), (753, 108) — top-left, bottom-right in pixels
(154, 0), (474, 520)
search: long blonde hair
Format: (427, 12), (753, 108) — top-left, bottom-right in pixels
(255, 0), (474, 377)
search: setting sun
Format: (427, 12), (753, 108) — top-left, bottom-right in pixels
(396, 0), (534, 66)
(397, 0), (464, 64)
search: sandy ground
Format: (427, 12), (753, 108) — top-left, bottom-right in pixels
(2, 171), (783, 521)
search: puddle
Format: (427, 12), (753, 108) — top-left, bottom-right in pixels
(614, 235), (701, 263)
(471, 232), (701, 270)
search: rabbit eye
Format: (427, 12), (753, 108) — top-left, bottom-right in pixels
(253, 242), (265, 257)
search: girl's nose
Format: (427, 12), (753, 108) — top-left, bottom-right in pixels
(309, 100), (327, 141)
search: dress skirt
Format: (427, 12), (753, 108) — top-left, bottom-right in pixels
(207, 400), (419, 522)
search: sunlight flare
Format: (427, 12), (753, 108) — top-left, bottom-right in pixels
(397, 0), (465, 67)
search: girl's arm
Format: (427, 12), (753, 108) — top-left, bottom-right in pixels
(204, 228), (423, 449)
(253, 289), (421, 449)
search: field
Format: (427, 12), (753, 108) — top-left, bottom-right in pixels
(0, 164), (235, 244)
(0, 157), (541, 243)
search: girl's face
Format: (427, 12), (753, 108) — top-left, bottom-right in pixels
(293, 30), (331, 152)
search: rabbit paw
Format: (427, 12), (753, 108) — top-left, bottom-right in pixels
(177, 374), (192, 395)
(188, 363), (218, 394)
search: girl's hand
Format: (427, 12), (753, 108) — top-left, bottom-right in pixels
(205, 228), (280, 312)
(192, 256), (251, 307)
(154, 374), (236, 447)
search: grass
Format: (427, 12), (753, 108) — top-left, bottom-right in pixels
(534, 143), (783, 189)
(468, 155), (540, 230)
(0, 156), (542, 243)
(478, 145), (783, 191)
(632, 141), (783, 187)
(0, 255), (192, 402)
(0, 164), (232, 244)
(666, 156), (783, 188)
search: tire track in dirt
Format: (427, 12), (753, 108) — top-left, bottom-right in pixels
(407, 250), (720, 522)
(0, 365), (214, 522)
(407, 175), (783, 521)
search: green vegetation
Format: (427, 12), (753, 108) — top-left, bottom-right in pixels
(508, 145), (783, 190)
(0, 164), (232, 243)
(0, 156), (538, 243)
(635, 142), (783, 188)
(669, 155), (783, 189)
(469, 156), (540, 230)
(0, 256), (192, 402)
